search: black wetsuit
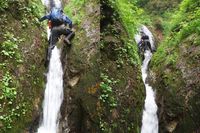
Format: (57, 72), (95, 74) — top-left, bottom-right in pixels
(140, 35), (152, 52)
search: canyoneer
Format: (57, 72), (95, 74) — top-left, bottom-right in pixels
(138, 31), (152, 53)
(39, 7), (75, 66)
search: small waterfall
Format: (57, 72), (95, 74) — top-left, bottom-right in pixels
(141, 50), (158, 133)
(135, 25), (158, 133)
(53, 0), (62, 8)
(41, 0), (61, 9)
(37, 47), (63, 133)
(38, 1), (64, 133)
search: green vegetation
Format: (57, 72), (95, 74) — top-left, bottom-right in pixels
(152, 0), (200, 68)
(0, 0), (45, 132)
(0, 32), (25, 131)
(136, 0), (181, 15)
(99, 73), (118, 132)
(0, 72), (17, 104)
(64, 0), (85, 25)
(1, 32), (23, 62)
(0, 71), (29, 131)
(149, 0), (200, 131)
(113, 0), (148, 37)
(1, 0), (199, 132)
(0, 1), (8, 11)
(100, 73), (118, 109)
(109, 0), (151, 66)
(100, 1), (145, 132)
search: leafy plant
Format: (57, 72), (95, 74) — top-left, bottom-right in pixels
(0, 71), (29, 130)
(152, 0), (200, 70)
(1, 32), (23, 63)
(107, 0), (150, 66)
(0, 102), (28, 130)
(0, 1), (8, 11)
(64, 0), (85, 25)
(0, 71), (17, 104)
(99, 73), (118, 108)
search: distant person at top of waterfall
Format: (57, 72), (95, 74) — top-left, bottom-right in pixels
(39, 7), (75, 47)
(138, 31), (152, 52)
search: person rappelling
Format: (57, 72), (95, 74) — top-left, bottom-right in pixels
(138, 31), (152, 53)
(39, 7), (75, 67)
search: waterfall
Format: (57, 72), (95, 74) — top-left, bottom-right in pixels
(37, 47), (63, 133)
(141, 50), (158, 133)
(38, 1), (63, 133)
(135, 25), (158, 133)
(41, 0), (61, 9)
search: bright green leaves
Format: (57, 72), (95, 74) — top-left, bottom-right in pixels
(107, 0), (150, 66)
(1, 72), (17, 102)
(1, 32), (23, 63)
(99, 73), (119, 132)
(99, 73), (118, 108)
(0, 102), (28, 130)
(114, 0), (144, 37)
(0, 0), (9, 11)
(0, 71), (17, 129)
(152, 0), (200, 70)
(64, 0), (85, 25)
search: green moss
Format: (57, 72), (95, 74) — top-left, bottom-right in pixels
(152, 0), (200, 71)
(150, 0), (200, 131)
(0, 0), (45, 132)
(108, 0), (151, 65)
(64, 0), (85, 25)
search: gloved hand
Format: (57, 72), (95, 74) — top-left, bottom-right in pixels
(69, 23), (73, 29)
(39, 18), (43, 22)
(39, 16), (47, 22)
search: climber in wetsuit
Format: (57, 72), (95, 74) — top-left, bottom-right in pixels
(138, 31), (152, 52)
(39, 7), (75, 67)
(39, 7), (74, 47)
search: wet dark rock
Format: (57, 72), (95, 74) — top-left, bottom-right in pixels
(59, 0), (100, 132)
(56, 0), (145, 132)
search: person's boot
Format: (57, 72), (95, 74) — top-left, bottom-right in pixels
(64, 37), (71, 45)
(44, 59), (49, 68)
(50, 45), (55, 50)
(64, 31), (75, 46)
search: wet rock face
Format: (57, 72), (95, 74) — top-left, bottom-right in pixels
(0, 1), (46, 132)
(58, 0), (144, 132)
(99, 0), (144, 132)
(150, 34), (200, 133)
(59, 0), (100, 132)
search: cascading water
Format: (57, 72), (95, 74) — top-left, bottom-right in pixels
(141, 50), (158, 133)
(135, 25), (158, 133)
(37, 47), (63, 133)
(38, 0), (64, 133)
(41, 0), (61, 9)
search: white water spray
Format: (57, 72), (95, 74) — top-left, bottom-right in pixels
(53, 0), (62, 8)
(41, 0), (61, 8)
(141, 50), (158, 133)
(37, 47), (63, 133)
(135, 25), (158, 133)
(41, 0), (49, 6)
(38, 1), (64, 133)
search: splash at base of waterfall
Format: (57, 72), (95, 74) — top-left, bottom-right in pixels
(37, 47), (63, 133)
